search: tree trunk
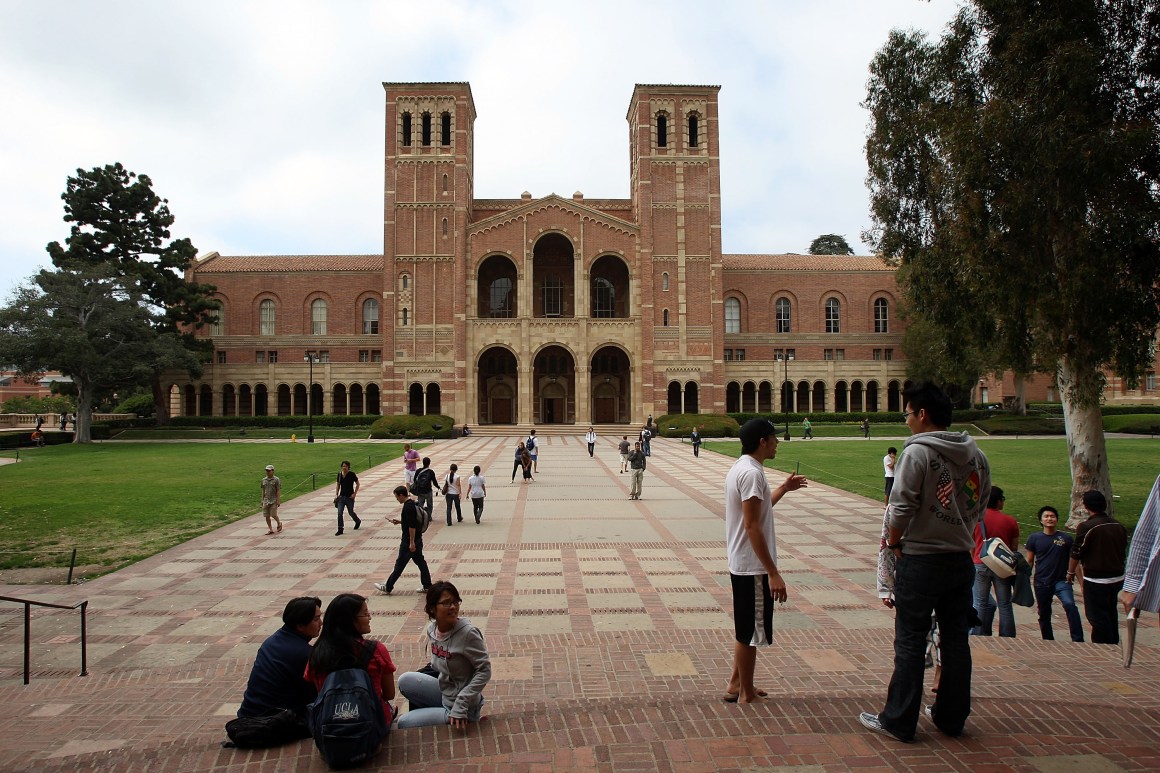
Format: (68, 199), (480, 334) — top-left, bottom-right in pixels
(152, 376), (170, 426)
(73, 378), (94, 444)
(1057, 356), (1112, 529)
(1012, 373), (1027, 416)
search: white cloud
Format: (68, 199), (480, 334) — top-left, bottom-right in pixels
(0, 0), (959, 293)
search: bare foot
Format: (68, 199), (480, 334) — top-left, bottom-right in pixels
(265, 531), (275, 535)
(277, 522), (283, 533)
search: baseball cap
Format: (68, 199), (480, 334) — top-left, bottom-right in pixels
(265, 464), (275, 471)
(738, 418), (778, 449)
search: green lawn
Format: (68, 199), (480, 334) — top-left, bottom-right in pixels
(703, 437), (1157, 539)
(0, 442), (416, 572)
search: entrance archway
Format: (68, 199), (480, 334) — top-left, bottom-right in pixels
(590, 345), (630, 423)
(534, 345), (575, 424)
(478, 346), (518, 424)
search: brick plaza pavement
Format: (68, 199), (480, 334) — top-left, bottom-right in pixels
(1, 435), (1158, 772)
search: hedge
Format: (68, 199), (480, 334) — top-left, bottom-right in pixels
(654, 414), (739, 438)
(100, 414), (380, 430)
(370, 414), (458, 440)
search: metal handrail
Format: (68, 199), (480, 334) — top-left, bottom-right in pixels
(0, 595), (88, 684)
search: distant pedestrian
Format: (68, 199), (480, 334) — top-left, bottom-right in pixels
(442, 464), (463, 525)
(375, 486), (433, 595)
(411, 457), (437, 516)
(628, 441), (646, 499)
(59, 413), (68, 431)
(1068, 490), (1128, 644)
(585, 427), (597, 457)
(691, 427), (702, 458)
(467, 465), (487, 524)
(403, 443), (420, 486)
(861, 418), (870, 439)
(525, 430), (539, 473)
(511, 441), (526, 482)
(333, 460), (362, 536)
(618, 436), (630, 473)
(883, 447), (897, 504)
(640, 426), (652, 457)
(802, 417), (812, 440)
(260, 464), (283, 535)
(520, 447), (534, 483)
(34, 413), (43, 431)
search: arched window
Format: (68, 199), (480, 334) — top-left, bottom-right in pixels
(688, 113), (699, 147)
(440, 111), (451, 146)
(657, 112), (668, 147)
(401, 307), (409, 326)
(401, 111), (412, 147)
(362, 298), (380, 335)
(663, 309), (670, 326)
(874, 298), (889, 333)
(259, 299), (276, 335)
(210, 305), (224, 336)
(489, 277), (513, 318)
(775, 297), (791, 333)
(311, 299), (327, 335)
(421, 112), (432, 146)
(825, 298), (841, 333)
(725, 297), (741, 333)
(543, 275), (564, 317)
(592, 277), (615, 318)
(662, 272), (670, 291)
(442, 217), (448, 236)
(442, 173), (448, 192)
(401, 274), (409, 290)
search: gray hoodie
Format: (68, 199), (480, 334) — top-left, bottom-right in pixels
(887, 430), (991, 556)
(426, 617), (491, 719)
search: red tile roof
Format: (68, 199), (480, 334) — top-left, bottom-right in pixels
(194, 254), (384, 273)
(722, 254), (897, 271)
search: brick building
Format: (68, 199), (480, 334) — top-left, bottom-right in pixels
(173, 82), (923, 424)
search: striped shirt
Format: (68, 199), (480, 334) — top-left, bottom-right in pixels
(1124, 474), (1160, 613)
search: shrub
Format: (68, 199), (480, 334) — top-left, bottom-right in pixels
(370, 414), (457, 439)
(113, 393), (156, 417)
(0, 394), (75, 414)
(654, 414), (739, 438)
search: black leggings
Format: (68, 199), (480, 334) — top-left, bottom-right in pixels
(512, 459), (522, 481)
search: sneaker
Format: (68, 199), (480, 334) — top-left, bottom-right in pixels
(335, 529), (344, 536)
(374, 582), (391, 595)
(923, 705), (934, 722)
(858, 712), (914, 743)
(353, 518), (362, 530)
(416, 586), (429, 593)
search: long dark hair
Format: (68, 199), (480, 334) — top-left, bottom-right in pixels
(309, 593), (367, 675)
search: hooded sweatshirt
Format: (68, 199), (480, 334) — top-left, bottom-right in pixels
(887, 430), (991, 556)
(426, 617), (491, 719)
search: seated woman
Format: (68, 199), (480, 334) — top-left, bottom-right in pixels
(461, 424), (471, 436)
(305, 593), (397, 722)
(396, 581), (491, 729)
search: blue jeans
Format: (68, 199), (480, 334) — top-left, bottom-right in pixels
(395, 671), (482, 728)
(1035, 581), (1084, 642)
(336, 495), (360, 531)
(878, 552), (974, 740)
(971, 563), (1015, 637)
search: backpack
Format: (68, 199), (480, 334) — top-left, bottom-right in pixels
(525, 436), (535, 451)
(223, 709), (310, 749)
(409, 468), (434, 495)
(307, 642), (389, 769)
(413, 499), (432, 535)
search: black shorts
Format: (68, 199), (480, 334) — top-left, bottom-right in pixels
(885, 477), (895, 498)
(730, 573), (774, 646)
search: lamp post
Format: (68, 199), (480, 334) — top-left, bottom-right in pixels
(304, 352), (316, 443)
(778, 351), (794, 441)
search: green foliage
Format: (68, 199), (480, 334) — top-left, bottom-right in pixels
(0, 394), (75, 414)
(1103, 414), (1160, 434)
(974, 415), (1066, 435)
(370, 414), (457, 439)
(807, 234), (855, 255)
(113, 392), (155, 416)
(654, 414), (739, 437)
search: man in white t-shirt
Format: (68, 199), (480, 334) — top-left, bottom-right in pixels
(467, 465), (487, 524)
(724, 418), (807, 704)
(883, 447), (897, 504)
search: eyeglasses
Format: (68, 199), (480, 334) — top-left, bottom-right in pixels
(901, 410), (919, 422)
(437, 599), (461, 608)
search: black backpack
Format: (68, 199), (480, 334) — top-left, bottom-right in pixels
(410, 468), (434, 495)
(307, 642), (389, 769)
(413, 499), (432, 535)
(223, 708), (310, 749)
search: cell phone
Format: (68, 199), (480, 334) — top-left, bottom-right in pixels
(794, 461), (799, 476)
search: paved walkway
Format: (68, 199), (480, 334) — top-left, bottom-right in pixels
(1, 436), (1157, 772)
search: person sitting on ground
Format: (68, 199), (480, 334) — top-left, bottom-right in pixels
(461, 424), (471, 436)
(396, 581), (492, 729)
(305, 594), (398, 722)
(237, 597), (323, 721)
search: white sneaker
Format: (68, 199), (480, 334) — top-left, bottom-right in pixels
(416, 586), (429, 593)
(373, 582), (391, 595)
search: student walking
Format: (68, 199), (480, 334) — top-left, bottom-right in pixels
(375, 486), (433, 595)
(1025, 505), (1084, 641)
(467, 466), (486, 523)
(585, 427), (597, 457)
(442, 464), (463, 525)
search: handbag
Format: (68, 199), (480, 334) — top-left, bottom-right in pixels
(979, 519), (1017, 579)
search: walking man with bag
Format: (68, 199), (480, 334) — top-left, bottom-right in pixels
(860, 382), (990, 743)
(375, 486), (433, 595)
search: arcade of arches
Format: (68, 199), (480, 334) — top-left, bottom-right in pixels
(724, 379), (911, 414)
(175, 381), (381, 417)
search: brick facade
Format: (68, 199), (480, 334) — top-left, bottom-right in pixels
(174, 81), (1155, 422)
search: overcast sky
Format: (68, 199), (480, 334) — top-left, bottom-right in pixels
(0, 0), (960, 296)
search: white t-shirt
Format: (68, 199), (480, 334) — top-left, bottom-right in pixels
(443, 472), (461, 496)
(884, 454), (895, 478)
(725, 455), (777, 575)
(467, 474), (486, 498)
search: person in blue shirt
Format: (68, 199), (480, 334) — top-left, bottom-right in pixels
(237, 597), (323, 718)
(1025, 506), (1084, 642)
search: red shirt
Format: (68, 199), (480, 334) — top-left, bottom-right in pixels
(304, 640), (396, 703)
(972, 507), (1020, 563)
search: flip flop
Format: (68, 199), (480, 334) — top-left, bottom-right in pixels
(277, 523), (283, 533)
(722, 690), (768, 703)
(265, 531), (275, 535)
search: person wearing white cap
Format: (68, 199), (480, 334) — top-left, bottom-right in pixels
(261, 464), (283, 535)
